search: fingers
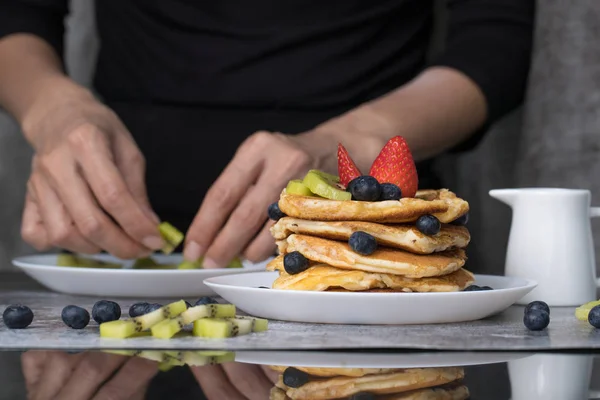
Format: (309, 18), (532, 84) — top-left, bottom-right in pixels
(54, 352), (127, 400)
(68, 126), (163, 251)
(261, 365), (280, 385)
(184, 134), (267, 263)
(92, 356), (158, 400)
(242, 221), (277, 263)
(21, 193), (50, 251)
(190, 365), (247, 400)
(21, 351), (48, 396)
(32, 351), (85, 400)
(221, 362), (273, 400)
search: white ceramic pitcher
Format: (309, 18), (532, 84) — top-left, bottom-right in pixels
(490, 188), (600, 306)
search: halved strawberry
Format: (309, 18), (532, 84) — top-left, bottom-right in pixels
(337, 143), (362, 188)
(368, 136), (418, 198)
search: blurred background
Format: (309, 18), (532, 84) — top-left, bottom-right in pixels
(1, 0), (599, 277)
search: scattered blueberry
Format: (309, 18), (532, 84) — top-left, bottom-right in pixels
(523, 309), (550, 331)
(195, 297), (218, 306)
(349, 231), (378, 255)
(282, 367), (309, 388)
(268, 202), (286, 221)
(416, 215), (441, 235)
(283, 251), (310, 275)
(525, 300), (550, 316)
(2, 305), (34, 329)
(129, 302), (149, 318)
(61, 305), (90, 329)
(588, 305), (600, 328)
(463, 285), (482, 292)
(379, 183), (402, 201)
(144, 303), (162, 314)
(185, 301), (192, 309)
(349, 393), (375, 400)
(451, 212), (469, 226)
(91, 300), (121, 324)
(349, 176), (381, 202)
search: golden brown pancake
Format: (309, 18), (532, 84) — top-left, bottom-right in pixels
(271, 218), (470, 254)
(379, 384), (469, 400)
(277, 189), (468, 224)
(270, 366), (399, 378)
(270, 386), (289, 400)
(275, 235), (467, 278)
(270, 264), (474, 292)
(278, 367), (464, 400)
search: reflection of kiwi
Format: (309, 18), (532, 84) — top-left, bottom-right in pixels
(158, 222), (184, 254)
(193, 316), (269, 338)
(303, 170), (351, 201)
(286, 179), (313, 196)
(151, 304), (236, 339)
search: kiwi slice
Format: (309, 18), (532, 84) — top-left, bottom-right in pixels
(286, 179), (313, 196)
(57, 254), (121, 269)
(575, 300), (600, 321)
(99, 300), (187, 339)
(158, 222), (184, 254)
(151, 304), (236, 339)
(227, 257), (243, 268)
(302, 170), (351, 201)
(192, 316), (269, 338)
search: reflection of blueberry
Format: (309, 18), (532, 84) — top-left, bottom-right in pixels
(195, 297), (218, 306)
(350, 393), (375, 400)
(61, 305), (90, 329)
(379, 183), (402, 201)
(283, 367), (309, 388)
(588, 306), (600, 328)
(451, 213), (469, 226)
(92, 300), (121, 324)
(349, 231), (378, 255)
(144, 303), (162, 314)
(2, 305), (34, 329)
(268, 202), (286, 221)
(525, 301), (550, 315)
(349, 176), (381, 201)
(523, 309), (550, 331)
(283, 251), (310, 275)
(129, 302), (149, 318)
(416, 215), (441, 235)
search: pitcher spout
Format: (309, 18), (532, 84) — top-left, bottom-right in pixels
(489, 189), (519, 207)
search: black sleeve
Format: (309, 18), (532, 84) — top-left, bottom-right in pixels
(0, 0), (69, 58)
(431, 0), (535, 126)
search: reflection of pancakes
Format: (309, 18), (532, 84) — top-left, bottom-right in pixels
(270, 365), (398, 377)
(275, 235), (467, 278)
(271, 367), (467, 400)
(271, 218), (470, 254)
(277, 189), (469, 224)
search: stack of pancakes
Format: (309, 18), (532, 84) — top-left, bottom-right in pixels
(269, 366), (469, 400)
(267, 189), (474, 293)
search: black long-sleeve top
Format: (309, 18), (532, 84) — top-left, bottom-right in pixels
(0, 0), (535, 229)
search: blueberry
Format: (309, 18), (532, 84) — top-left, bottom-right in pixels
(91, 300), (121, 324)
(523, 309), (550, 331)
(61, 305), (90, 329)
(350, 393), (375, 400)
(588, 305), (600, 328)
(480, 286), (494, 291)
(282, 367), (309, 388)
(525, 300), (550, 316)
(451, 212), (469, 226)
(257, 286), (270, 289)
(283, 251), (310, 275)
(2, 305), (34, 329)
(463, 285), (482, 292)
(144, 303), (162, 314)
(195, 297), (218, 306)
(379, 183), (402, 201)
(416, 215), (441, 235)
(268, 202), (286, 221)
(348, 231), (378, 255)
(349, 176), (381, 201)
(129, 302), (149, 318)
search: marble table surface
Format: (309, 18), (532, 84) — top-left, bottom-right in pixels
(1, 272), (600, 351)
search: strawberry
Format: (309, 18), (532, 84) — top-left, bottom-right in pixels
(368, 136), (418, 198)
(337, 143), (362, 188)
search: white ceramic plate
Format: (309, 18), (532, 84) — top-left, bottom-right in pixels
(204, 272), (537, 325)
(235, 350), (533, 368)
(13, 254), (269, 298)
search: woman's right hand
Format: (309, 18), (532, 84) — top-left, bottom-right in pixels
(20, 81), (163, 258)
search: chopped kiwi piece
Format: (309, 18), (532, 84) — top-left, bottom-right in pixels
(575, 300), (600, 321)
(100, 300), (187, 338)
(158, 362), (176, 372)
(137, 351), (167, 362)
(57, 254), (122, 269)
(158, 222), (184, 254)
(102, 350), (138, 356)
(227, 257), (243, 268)
(178, 260), (202, 269)
(132, 257), (176, 270)
(151, 304), (236, 339)
(302, 170), (351, 201)
(192, 316), (269, 338)
(286, 179), (313, 196)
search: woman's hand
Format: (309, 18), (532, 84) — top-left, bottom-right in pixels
(191, 362), (277, 399)
(20, 84), (163, 259)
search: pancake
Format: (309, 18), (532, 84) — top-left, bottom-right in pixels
(270, 386), (288, 400)
(271, 384), (469, 400)
(270, 366), (398, 378)
(279, 367), (464, 400)
(270, 264), (474, 292)
(277, 189), (468, 224)
(271, 218), (470, 254)
(275, 235), (467, 278)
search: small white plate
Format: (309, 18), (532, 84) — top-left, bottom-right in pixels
(204, 272), (537, 325)
(13, 254), (269, 298)
(235, 350), (533, 369)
